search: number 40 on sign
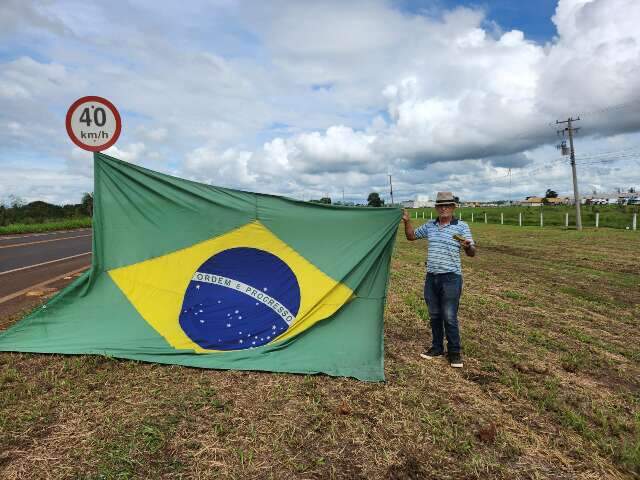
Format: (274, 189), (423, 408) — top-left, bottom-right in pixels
(65, 96), (122, 152)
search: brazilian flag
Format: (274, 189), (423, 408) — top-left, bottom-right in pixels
(0, 153), (400, 381)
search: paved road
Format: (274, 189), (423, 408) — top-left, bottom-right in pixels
(0, 229), (93, 302)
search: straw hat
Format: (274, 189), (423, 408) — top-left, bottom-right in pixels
(435, 191), (457, 206)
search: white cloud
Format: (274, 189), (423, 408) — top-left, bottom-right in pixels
(0, 166), (92, 205)
(137, 126), (168, 142)
(103, 142), (146, 163)
(0, 0), (70, 38)
(0, 0), (639, 205)
(184, 146), (256, 188)
(260, 126), (379, 175)
(0, 57), (72, 100)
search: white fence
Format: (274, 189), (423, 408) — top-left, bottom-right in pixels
(412, 210), (637, 230)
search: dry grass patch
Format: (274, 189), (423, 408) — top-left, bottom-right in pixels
(1, 223), (638, 479)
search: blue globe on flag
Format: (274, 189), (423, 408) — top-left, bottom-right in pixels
(179, 247), (301, 350)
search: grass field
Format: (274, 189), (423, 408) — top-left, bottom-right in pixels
(0, 217), (92, 235)
(410, 205), (639, 230)
(1, 224), (639, 479)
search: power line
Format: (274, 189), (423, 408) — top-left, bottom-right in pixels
(572, 146), (640, 160)
(545, 152), (640, 166)
(425, 135), (637, 198)
(481, 148), (635, 184)
(575, 158), (633, 167)
(494, 159), (570, 179)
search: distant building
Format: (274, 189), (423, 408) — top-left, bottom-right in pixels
(414, 195), (435, 208)
(545, 197), (570, 205)
(520, 196), (544, 207)
(581, 192), (634, 205)
(518, 196), (570, 206)
(401, 195), (434, 208)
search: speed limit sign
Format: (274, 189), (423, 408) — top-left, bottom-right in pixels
(65, 96), (122, 152)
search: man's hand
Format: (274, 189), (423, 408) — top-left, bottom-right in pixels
(402, 209), (416, 240)
(462, 239), (476, 257)
(453, 234), (475, 256)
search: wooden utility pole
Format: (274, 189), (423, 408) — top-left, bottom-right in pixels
(388, 175), (394, 206)
(557, 117), (582, 230)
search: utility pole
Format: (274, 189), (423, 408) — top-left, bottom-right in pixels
(508, 168), (511, 205)
(342, 188), (345, 204)
(557, 117), (582, 230)
(388, 175), (394, 206)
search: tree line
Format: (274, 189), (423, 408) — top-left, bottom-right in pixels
(0, 193), (93, 226)
(3, 190), (386, 227)
(308, 192), (388, 207)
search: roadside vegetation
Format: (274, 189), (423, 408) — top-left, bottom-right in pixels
(0, 218), (92, 235)
(1, 223), (638, 479)
(0, 193), (93, 235)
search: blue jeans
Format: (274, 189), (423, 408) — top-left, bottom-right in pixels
(424, 273), (463, 354)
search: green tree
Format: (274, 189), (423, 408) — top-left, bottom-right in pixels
(545, 189), (558, 198)
(367, 192), (384, 207)
(81, 192), (94, 217)
(319, 197), (331, 204)
(8, 195), (24, 209)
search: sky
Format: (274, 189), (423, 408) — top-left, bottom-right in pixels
(1, 0), (640, 206)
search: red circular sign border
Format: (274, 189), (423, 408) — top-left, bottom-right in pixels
(65, 95), (122, 152)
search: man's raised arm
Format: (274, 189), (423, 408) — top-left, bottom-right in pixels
(402, 209), (417, 241)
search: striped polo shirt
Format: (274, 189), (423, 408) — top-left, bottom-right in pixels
(414, 218), (474, 275)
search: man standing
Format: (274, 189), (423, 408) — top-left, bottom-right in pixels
(401, 192), (475, 368)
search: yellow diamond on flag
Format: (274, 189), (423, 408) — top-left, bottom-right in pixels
(108, 221), (354, 353)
